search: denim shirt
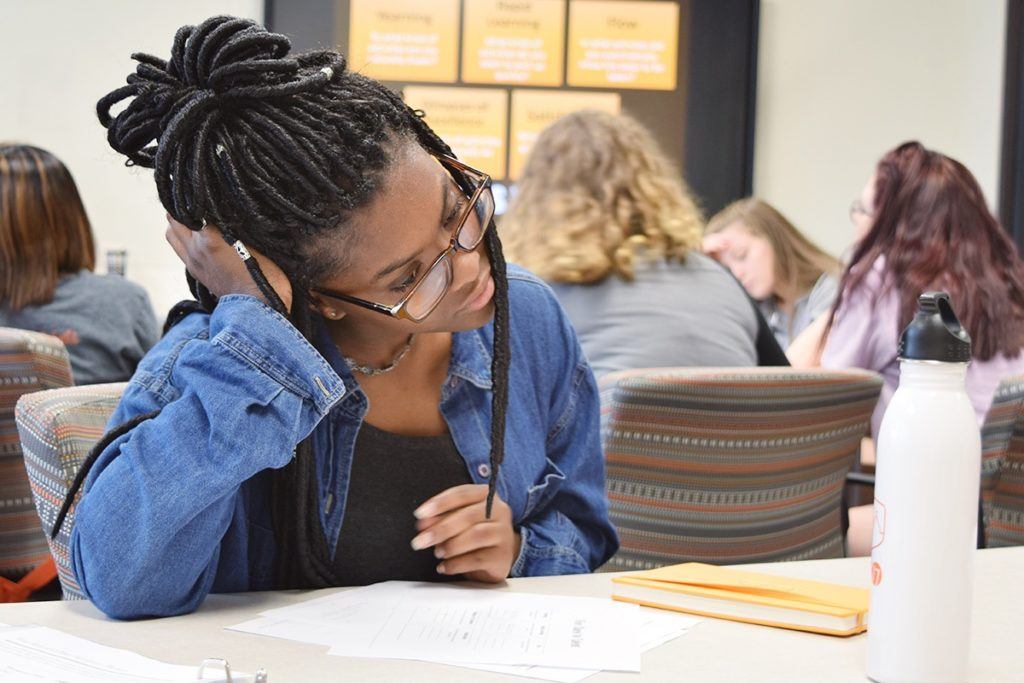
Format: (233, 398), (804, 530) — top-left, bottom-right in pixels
(70, 266), (618, 619)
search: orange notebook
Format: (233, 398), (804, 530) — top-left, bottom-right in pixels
(611, 562), (869, 637)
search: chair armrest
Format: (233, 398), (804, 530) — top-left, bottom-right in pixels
(846, 471), (876, 487)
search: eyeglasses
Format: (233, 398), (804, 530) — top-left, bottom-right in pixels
(849, 199), (873, 220)
(312, 155), (494, 323)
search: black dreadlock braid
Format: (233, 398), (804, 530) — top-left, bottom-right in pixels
(50, 409), (161, 540)
(373, 83), (510, 516)
(91, 16), (511, 588)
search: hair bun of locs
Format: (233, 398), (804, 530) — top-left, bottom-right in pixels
(95, 16), (351, 315)
(95, 15), (343, 234)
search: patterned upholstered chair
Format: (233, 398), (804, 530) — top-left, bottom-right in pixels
(841, 374), (1024, 549)
(980, 375), (1024, 547)
(599, 367), (883, 571)
(0, 327), (73, 598)
(15, 383), (126, 599)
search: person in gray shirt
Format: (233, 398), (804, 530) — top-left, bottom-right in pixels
(547, 252), (770, 376)
(704, 198), (841, 350)
(501, 110), (774, 377)
(0, 145), (158, 384)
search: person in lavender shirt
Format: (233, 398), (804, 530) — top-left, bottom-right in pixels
(820, 141), (1024, 440)
(813, 142), (1024, 554)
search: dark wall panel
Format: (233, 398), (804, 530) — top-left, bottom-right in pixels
(1000, 0), (1024, 247)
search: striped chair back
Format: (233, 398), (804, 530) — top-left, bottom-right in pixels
(15, 383), (125, 599)
(600, 367), (883, 571)
(0, 328), (73, 583)
(980, 375), (1024, 547)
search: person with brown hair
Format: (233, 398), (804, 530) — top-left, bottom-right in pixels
(819, 140), (1024, 556)
(822, 141), (1024, 438)
(704, 198), (841, 349)
(502, 110), (784, 376)
(0, 144), (158, 384)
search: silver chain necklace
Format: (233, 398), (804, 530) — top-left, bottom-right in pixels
(341, 334), (415, 376)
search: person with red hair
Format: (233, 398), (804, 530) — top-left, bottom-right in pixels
(822, 141), (1024, 438)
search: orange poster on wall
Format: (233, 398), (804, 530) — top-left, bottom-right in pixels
(349, 0), (459, 83)
(404, 86), (509, 178)
(567, 1), (679, 90)
(462, 0), (566, 86)
(509, 89), (620, 178)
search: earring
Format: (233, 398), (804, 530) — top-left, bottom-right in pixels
(326, 308), (338, 319)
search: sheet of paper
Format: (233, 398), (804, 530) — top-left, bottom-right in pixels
(258, 579), (400, 624)
(323, 583), (641, 671)
(230, 616), (339, 647)
(451, 609), (702, 682)
(230, 581), (641, 671)
(0, 625), (222, 682)
(232, 602), (699, 683)
(229, 581), (400, 647)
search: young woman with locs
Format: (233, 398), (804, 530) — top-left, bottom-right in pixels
(63, 16), (617, 618)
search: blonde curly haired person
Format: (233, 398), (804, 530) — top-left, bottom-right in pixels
(503, 110), (702, 283)
(502, 110), (784, 376)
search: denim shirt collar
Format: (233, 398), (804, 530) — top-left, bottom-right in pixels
(448, 328), (492, 390)
(311, 317), (493, 395)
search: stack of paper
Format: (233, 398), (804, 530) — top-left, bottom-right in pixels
(0, 624), (246, 682)
(228, 581), (700, 681)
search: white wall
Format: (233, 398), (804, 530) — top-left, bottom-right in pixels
(0, 0), (264, 320)
(753, 0), (1008, 257)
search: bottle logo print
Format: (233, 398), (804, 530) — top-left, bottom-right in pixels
(871, 498), (887, 550)
(871, 498), (887, 586)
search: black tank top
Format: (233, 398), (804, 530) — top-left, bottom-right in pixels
(330, 421), (473, 585)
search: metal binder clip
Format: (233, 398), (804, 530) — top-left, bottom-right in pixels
(197, 658), (233, 681)
(196, 657), (268, 681)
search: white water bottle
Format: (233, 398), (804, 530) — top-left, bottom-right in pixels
(866, 292), (980, 683)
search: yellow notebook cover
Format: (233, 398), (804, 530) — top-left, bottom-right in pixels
(611, 563), (869, 637)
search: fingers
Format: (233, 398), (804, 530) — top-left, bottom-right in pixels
(702, 233), (730, 257)
(165, 217), (216, 256)
(165, 222), (190, 265)
(433, 522), (503, 560)
(164, 215), (230, 272)
(411, 499), (486, 550)
(414, 484), (488, 520)
(166, 216), (223, 245)
(411, 487), (518, 582)
(161, 214), (293, 311)
(436, 546), (504, 580)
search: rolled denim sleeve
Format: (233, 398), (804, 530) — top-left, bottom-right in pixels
(71, 295), (344, 619)
(510, 358), (619, 578)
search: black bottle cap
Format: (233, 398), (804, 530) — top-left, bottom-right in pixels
(897, 291), (972, 362)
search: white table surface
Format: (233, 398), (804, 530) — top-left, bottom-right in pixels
(2, 547), (1021, 682)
